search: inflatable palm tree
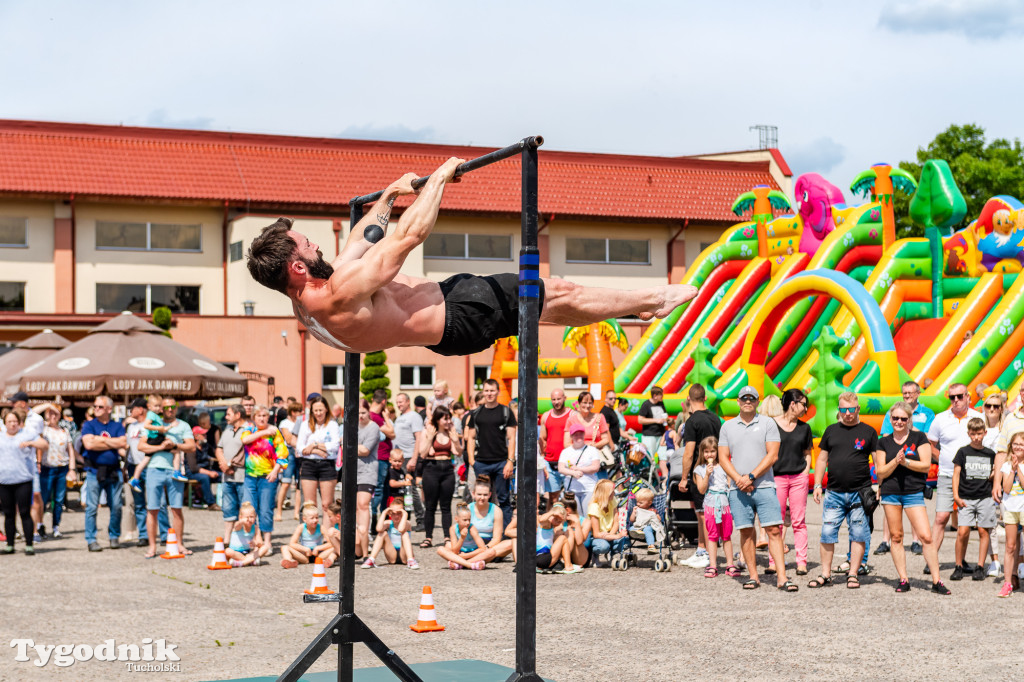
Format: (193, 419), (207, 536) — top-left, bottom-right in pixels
(563, 320), (629, 405)
(731, 185), (792, 258)
(849, 163), (917, 252)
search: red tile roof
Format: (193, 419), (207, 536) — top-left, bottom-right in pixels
(0, 119), (784, 222)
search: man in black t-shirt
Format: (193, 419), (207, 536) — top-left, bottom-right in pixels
(811, 392), (878, 588)
(464, 378), (517, 524)
(600, 390), (621, 445)
(678, 383), (722, 568)
(638, 386), (669, 465)
(951, 418), (998, 581)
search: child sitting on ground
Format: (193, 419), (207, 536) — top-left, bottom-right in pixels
(224, 502), (268, 567)
(503, 502), (579, 573)
(324, 498), (342, 559)
(281, 502), (334, 569)
(694, 435), (737, 577)
(362, 497), (419, 569)
(629, 487), (665, 554)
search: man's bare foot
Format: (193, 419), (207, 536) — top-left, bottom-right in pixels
(639, 284), (699, 320)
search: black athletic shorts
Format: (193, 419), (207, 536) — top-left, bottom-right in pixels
(299, 458), (337, 482)
(426, 273), (546, 357)
(688, 475), (705, 512)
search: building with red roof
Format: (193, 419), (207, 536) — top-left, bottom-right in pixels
(0, 119), (790, 403)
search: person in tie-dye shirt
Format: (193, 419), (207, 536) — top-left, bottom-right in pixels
(240, 405), (289, 552)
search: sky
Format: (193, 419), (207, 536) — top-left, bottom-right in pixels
(3, 0), (1024, 198)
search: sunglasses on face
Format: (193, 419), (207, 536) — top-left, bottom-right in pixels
(949, 393), (966, 401)
(838, 407), (858, 414)
(985, 404), (1001, 409)
(738, 396), (757, 403)
(891, 416), (909, 423)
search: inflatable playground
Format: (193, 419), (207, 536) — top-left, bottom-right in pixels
(489, 159), (1024, 439)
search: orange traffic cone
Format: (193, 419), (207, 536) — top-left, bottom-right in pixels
(304, 557), (334, 595)
(409, 586), (445, 633)
(207, 537), (232, 570)
(160, 529), (185, 559)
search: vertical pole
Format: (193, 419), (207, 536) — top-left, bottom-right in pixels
(339, 200), (364, 682)
(509, 144), (542, 682)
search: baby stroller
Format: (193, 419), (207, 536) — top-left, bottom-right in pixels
(613, 441), (665, 493)
(666, 469), (701, 549)
(608, 476), (675, 573)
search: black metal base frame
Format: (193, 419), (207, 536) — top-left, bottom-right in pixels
(278, 136), (545, 682)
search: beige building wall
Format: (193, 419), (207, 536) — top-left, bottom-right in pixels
(684, 224), (729, 268)
(548, 221), (668, 289)
(74, 204), (224, 314)
(0, 200), (56, 313)
(226, 215), (340, 317)
(420, 216), (517, 279)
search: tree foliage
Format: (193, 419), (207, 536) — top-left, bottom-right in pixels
(894, 124), (1024, 237)
(359, 350), (390, 401)
(152, 306), (173, 338)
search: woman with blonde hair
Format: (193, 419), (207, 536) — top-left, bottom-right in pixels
(586, 478), (625, 567)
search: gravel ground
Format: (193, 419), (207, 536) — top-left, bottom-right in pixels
(1, 496), (1023, 682)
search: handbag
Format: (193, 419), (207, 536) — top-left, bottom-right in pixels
(857, 484), (879, 532)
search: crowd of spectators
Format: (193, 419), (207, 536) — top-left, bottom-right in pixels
(3, 376), (1023, 600)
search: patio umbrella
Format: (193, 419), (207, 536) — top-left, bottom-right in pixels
(7, 312), (248, 399)
(0, 329), (72, 400)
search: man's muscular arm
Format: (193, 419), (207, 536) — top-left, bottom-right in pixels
(336, 173), (419, 264)
(330, 157), (464, 302)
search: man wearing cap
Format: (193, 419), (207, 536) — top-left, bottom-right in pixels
(124, 398), (170, 546)
(413, 395), (428, 422)
(718, 386), (795, 591)
(81, 395), (127, 552)
(558, 422), (601, 511)
(11, 391), (44, 439)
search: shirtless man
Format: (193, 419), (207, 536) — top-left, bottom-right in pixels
(247, 157), (698, 355)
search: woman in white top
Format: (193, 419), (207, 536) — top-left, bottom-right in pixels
(38, 406), (76, 538)
(295, 397), (341, 527)
(1, 410), (48, 554)
(558, 424), (601, 512)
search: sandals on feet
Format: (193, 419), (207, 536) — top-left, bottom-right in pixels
(419, 539), (433, 549)
(725, 565), (741, 577)
(807, 575), (833, 588)
(742, 579), (760, 590)
(704, 566), (718, 578)
(778, 580), (799, 592)
(447, 560), (462, 570)
(795, 565), (808, 576)
(835, 561), (851, 574)
(764, 566), (777, 575)
(846, 575), (861, 589)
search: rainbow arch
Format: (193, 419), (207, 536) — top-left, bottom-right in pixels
(742, 270), (901, 395)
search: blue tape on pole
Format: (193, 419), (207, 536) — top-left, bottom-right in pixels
(519, 285), (540, 298)
(519, 269), (539, 281)
(519, 254), (540, 266)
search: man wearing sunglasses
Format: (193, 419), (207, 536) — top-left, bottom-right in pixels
(926, 383), (982, 570)
(718, 386), (794, 591)
(811, 392), (878, 588)
(878, 381), (935, 556)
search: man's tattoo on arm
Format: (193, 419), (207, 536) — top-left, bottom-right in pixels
(376, 195), (397, 228)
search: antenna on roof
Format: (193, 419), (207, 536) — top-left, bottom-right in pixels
(749, 125), (778, 150)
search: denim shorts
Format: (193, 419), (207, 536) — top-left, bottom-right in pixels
(544, 460), (565, 493)
(820, 490), (870, 544)
(221, 480), (245, 521)
(881, 492), (925, 508)
(727, 486), (783, 530)
(280, 450), (297, 483)
(146, 467), (184, 510)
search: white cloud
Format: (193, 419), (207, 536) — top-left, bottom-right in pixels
(879, 0), (1024, 39)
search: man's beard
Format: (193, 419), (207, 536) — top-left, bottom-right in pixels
(303, 252), (335, 280)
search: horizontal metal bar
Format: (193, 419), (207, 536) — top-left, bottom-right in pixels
(350, 135), (544, 207)
(303, 593), (342, 603)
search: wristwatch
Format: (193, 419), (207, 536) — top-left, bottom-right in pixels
(746, 473), (755, 483)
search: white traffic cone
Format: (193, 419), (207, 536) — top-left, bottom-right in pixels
(409, 586), (445, 633)
(160, 529), (185, 559)
(207, 536), (231, 570)
(304, 557), (334, 595)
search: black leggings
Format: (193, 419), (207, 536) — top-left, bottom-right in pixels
(0, 480), (33, 547)
(420, 460), (455, 541)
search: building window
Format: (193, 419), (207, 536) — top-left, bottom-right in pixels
(323, 365), (345, 389)
(0, 282), (25, 311)
(566, 237), (649, 264)
(700, 241), (715, 253)
(563, 376), (586, 388)
(473, 365), (491, 390)
(96, 284), (200, 314)
(96, 221), (202, 252)
(0, 217), (27, 247)
(424, 233), (513, 260)
(229, 240), (244, 262)
(400, 365), (434, 389)
(220, 361), (239, 372)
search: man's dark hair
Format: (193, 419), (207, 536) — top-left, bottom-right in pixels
(228, 403), (245, 419)
(247, 218), (297, 294)
(243, 395), (255, 402)
(483, 378), (500, 390)
(688, 384), (706, 402)
(651, 385), (664, 396)
(372, 388), (388, 404)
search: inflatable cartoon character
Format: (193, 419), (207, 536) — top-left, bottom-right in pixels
(978, 208), (1024, 272)
(794, 173), (844, 256)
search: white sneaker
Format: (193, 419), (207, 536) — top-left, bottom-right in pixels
(987, 561), (1001, 577)
(681, 551), (710, 568)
